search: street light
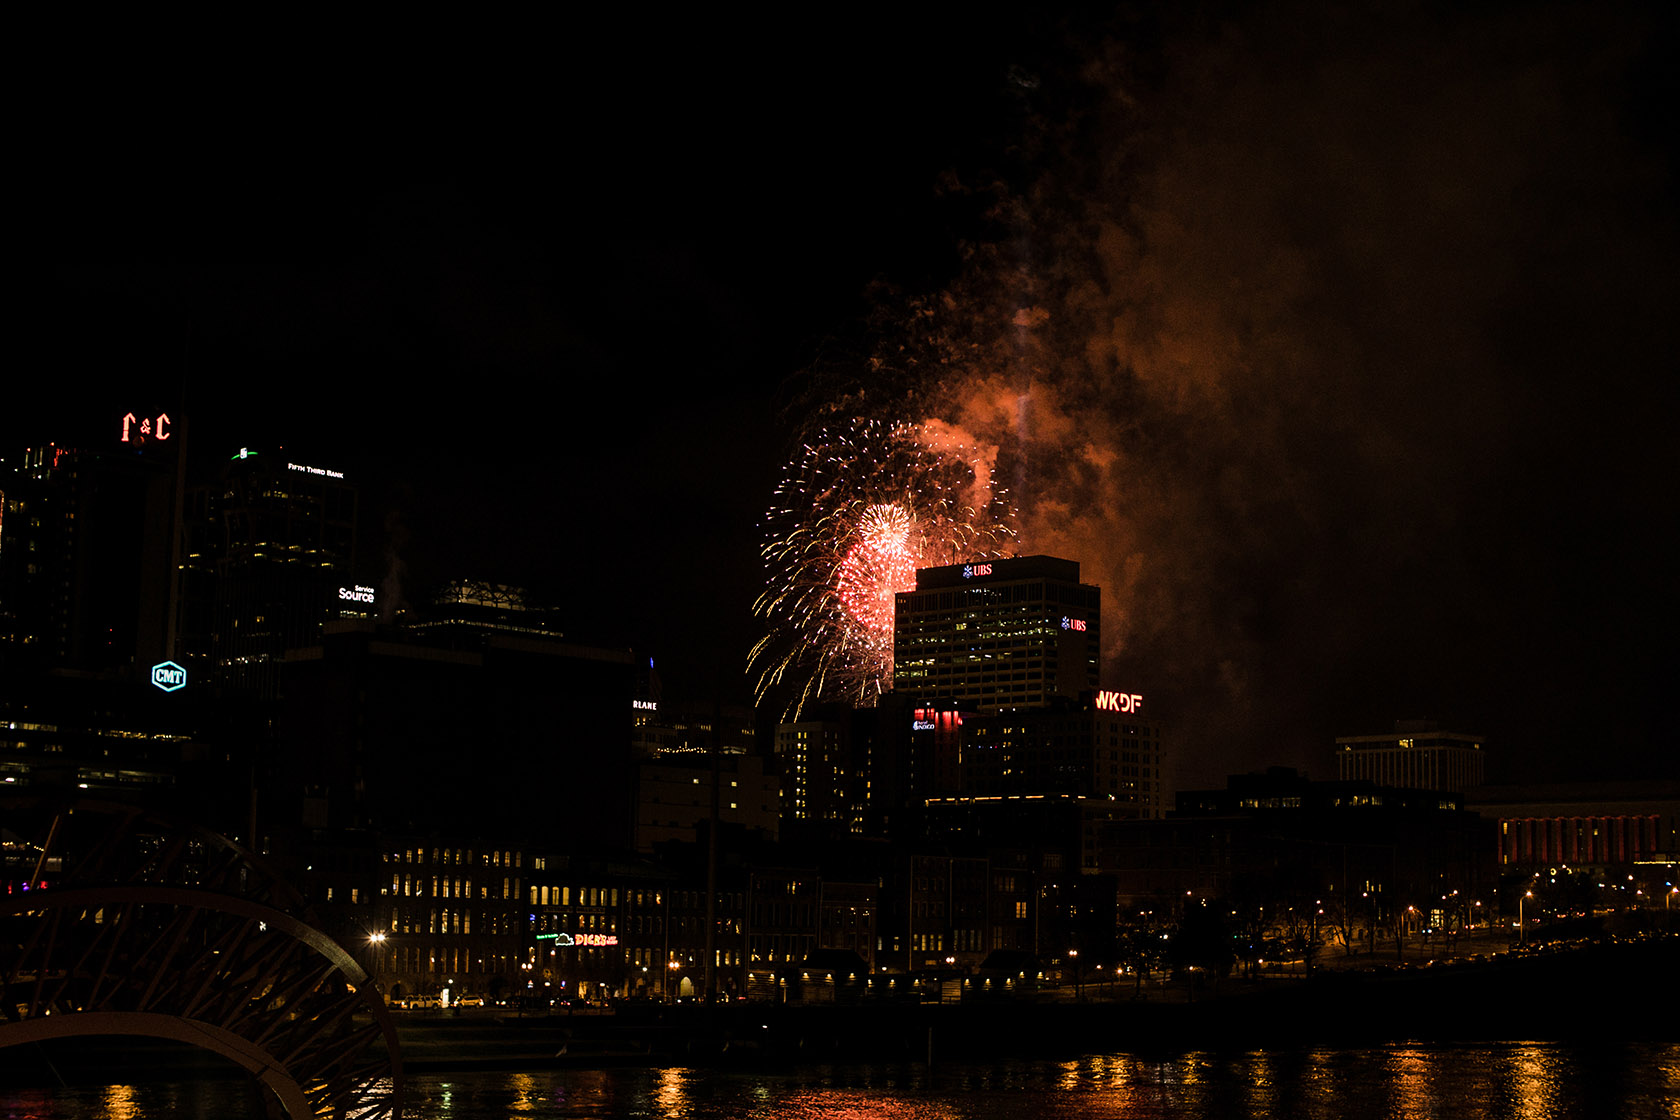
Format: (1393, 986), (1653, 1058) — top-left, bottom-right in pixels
(364, 932), (388, 992)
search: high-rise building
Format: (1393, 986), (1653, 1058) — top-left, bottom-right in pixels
(0, 434), (184, 677)
(892, 555), (1100, 713)
(961, 696), (1167, 815)
(772, 710), (871, 838)
(182, 446), (359, 699)
(1335, 721), (1485, 794)
(875, 555), (1168, 853)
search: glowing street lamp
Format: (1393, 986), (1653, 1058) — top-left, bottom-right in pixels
(363, 931), (388, 988)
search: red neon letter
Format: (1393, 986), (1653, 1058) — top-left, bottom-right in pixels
(155, 413), (171, 440)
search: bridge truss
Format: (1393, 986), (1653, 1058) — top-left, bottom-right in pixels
(1, 796), (403, 1118)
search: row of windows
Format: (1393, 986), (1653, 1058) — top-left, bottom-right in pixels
(389, 847), (521, 868)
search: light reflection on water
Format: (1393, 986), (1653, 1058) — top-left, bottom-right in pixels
(3, 1044), (1676, 1119)
(388, 1045), (1678, 1120)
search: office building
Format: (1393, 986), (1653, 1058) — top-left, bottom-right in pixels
(635, 752), (781, 852)
(892, 555), (1100, 713)
(0, 432), (184, 678)
(1335, 721), (1485, 794)
(960, 694), (1165, 813)
(1467, 781), (1678, 875)
(1101, 768), (1499, 927)
(184, 446), (359, 700)
(772, 709), (872, 839)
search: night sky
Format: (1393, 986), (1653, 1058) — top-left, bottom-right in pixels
(12, 5), (1676, 788)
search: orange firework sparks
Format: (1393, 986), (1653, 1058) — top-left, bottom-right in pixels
(750, 418), (1014, 718)
(834, 503), (917, 638)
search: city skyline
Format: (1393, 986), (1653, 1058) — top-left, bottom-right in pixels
(10, 4), (1674, 787)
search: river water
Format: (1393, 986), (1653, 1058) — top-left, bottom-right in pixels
(3, 1044), (1677, 1119)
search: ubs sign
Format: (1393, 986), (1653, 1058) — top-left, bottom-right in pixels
(150, 661), (187, 692)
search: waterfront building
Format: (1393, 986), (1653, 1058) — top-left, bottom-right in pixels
(1467, 780), (1679, 897)
(1100, 768), (1498, 943)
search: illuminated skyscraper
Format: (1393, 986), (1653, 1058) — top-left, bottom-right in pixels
(881, 555), (1167, 850)
(891, 555), (1100, 713)
(0, 434), (183, 677)
(181, 446), (359, 699)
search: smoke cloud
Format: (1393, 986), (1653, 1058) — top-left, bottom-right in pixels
(862, 3), (1674, 784)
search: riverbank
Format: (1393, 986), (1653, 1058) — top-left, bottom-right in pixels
(3, 936), (1672, 1088)
(395, 935), (1677, 1070)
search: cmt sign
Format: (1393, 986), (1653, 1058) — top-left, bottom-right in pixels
(1094, 690), (1143, 714)
(150, 661), (187, 692)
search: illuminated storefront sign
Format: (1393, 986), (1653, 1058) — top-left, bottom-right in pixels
(1060, 616), (1088, 632)
(632, 700), (658, 711)
(962, 562), (994, 579)
(533, 932), (619, 947)
(120, 412), (171, 443)
(150, 661), (187, 692)
(287, 461), (345, 480)
(912, 708), (962, 732)
(337, 585), (375, 604)
(1094, 690), (1143, 714)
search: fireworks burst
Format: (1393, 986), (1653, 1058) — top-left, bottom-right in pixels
(750, 418), (1015, 717)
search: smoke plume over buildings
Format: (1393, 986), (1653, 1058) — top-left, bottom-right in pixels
(808, 4), (1675, 784)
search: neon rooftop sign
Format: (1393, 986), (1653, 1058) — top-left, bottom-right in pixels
(120, 413), (171, 443)
(287, 461), (345, 480)
(1094, 690), (1143, 714)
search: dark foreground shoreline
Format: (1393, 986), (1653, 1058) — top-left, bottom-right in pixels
(3, 938), (1674, 1086)
(400, 936), (1679, 1070)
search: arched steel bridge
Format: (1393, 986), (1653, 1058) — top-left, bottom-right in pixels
(1, 796), (403, 1118)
